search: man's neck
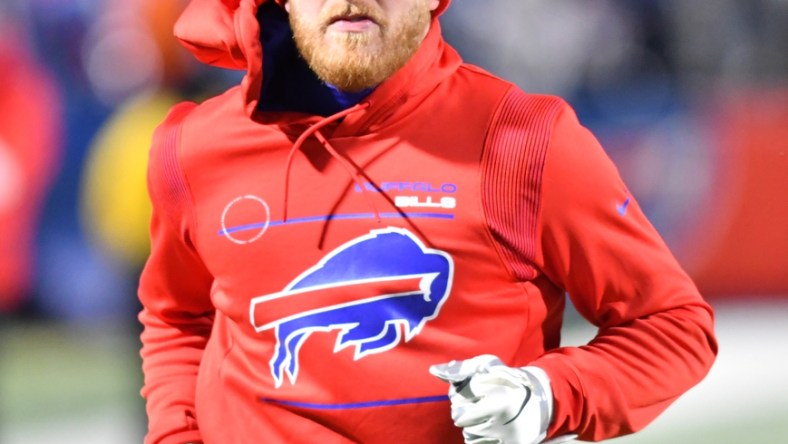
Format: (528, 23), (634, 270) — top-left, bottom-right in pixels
(326, 84), (375, 111)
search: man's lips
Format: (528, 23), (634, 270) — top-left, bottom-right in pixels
(327, 14), (378, 32)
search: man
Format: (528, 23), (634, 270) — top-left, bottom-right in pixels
(138, 1), (717, 443)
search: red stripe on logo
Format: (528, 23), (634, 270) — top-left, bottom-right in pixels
(251, 275), (427, 331)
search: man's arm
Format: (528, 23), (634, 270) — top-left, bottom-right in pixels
(531, 102), (718, 440)
(435, 92), (715, 443)
(139, 102), (214, 444)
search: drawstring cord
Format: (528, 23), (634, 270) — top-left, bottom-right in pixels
(282, 102), (378, 222)
(313, 130), (382, 223)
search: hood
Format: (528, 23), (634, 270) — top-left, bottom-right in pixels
(173, 0), (452, 115)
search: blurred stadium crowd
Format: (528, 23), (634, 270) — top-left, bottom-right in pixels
(0, 0), (786, 442)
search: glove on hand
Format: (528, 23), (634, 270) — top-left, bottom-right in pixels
(430, 355), (556, 444)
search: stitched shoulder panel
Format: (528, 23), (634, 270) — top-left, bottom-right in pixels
(481, 88), (565, 280)
(147, 101), (198, 232)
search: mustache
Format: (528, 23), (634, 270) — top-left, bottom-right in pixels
(320, 1), (387, 29)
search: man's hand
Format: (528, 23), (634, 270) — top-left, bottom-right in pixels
(430, 355), (555, 444)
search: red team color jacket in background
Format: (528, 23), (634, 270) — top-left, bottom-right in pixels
(138, 1), (717, 443)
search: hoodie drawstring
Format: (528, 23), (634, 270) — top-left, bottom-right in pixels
(283, 102), (381, 223)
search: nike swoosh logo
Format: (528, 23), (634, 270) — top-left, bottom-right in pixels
(503, 385), (532, 425)
(616, 197), (631, 216)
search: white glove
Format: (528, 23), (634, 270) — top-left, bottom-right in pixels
(430, 355), (562, 444)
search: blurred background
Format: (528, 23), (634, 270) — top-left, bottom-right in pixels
(0, 0), (785, 443)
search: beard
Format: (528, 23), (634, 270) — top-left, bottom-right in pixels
(289, 0), (433, 92)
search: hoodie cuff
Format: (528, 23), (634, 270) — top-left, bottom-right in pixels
(529, 353), (585, 440)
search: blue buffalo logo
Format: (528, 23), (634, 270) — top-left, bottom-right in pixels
(249, 227), (454, 387)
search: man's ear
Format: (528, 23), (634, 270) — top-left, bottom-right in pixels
(283, 0), (291, 13)
(429, 0), (440, 12)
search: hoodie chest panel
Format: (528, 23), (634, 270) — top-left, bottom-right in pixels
(188, 113), (528, 325)
(178, 102), (551, 417)
(188, 123), (536, 399)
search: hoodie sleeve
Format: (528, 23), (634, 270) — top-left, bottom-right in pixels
(527, 100), (718, 441)
(138, 102), (214, 444)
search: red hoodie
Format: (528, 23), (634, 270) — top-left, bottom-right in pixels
(138, 1), (716, 443)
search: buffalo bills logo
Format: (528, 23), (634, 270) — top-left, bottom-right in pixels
(249, 227), (454, 388)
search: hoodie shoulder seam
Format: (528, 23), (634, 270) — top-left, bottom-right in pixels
(480, 87), (565, 281)
(148, 101), (200, 244)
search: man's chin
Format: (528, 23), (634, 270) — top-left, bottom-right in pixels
(318, 67), (383, 93)
(324, 34), (382, 55)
